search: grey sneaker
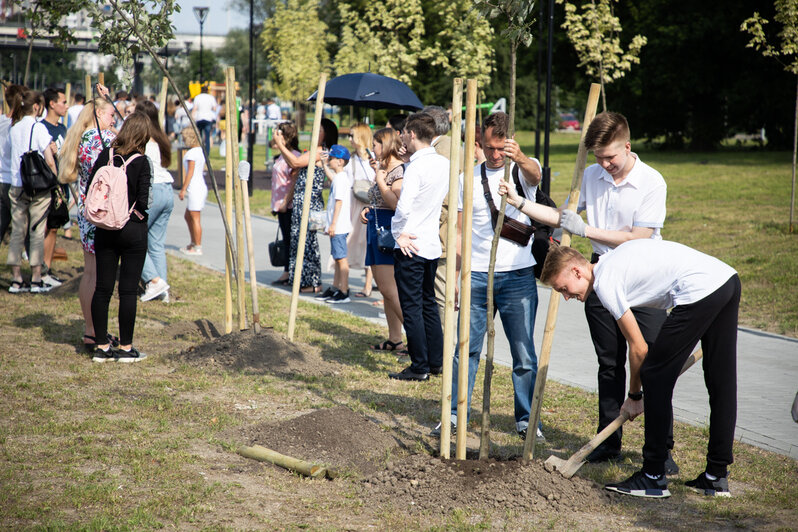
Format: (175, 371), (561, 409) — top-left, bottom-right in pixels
(605, 470), (671, 498)
(141, 278), (170, 302)
(685, 472), (731, 497)
(91, 347), (116, 363)
(114, 346), (147, 363)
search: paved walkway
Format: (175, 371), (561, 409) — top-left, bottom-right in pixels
(163, 191), (798, 459)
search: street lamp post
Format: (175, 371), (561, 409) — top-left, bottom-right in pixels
(193, 6), (209, 84)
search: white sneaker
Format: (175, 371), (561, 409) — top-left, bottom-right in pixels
(536, 427), (546, 441)
(41, 274), (62, 288)
(158, 290), (170, 303)
(181, 245), (203, 256)
(141, 279), (170, 301)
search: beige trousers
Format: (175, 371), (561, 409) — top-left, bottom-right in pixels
(7, 186), (50, 267)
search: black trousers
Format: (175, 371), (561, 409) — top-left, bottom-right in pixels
(393, 252), (442, 374)
(277, 209), (292, 272)
(585, 291), (671, 451)
(642, 275), (741, 477)
(91, 221), (148, 346)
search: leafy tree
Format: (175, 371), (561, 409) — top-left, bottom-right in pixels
(742, 0), (798, 232)
(262, 0), (331, 114)
(217, 28), (261, 98)
(558, 0), (646, 111)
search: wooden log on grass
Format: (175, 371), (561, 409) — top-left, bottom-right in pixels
(439, 78), (463, 459)
(287, 73), (328, 341)
(237, 445), (327, 478)
(455, 79), (478, 460)
(522, 82), (602, 461)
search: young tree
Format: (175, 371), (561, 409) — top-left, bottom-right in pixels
(558, 0), (646, 111)
(742, 0), (798, 233)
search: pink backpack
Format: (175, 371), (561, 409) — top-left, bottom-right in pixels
(85, 148), (141, 230)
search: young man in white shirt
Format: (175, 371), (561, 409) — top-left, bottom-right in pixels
(558, 112), (675, 471)
(446, 111), (544, 439)
(540, 241), (740, 499)
(191, 85), (218, 155)
(390, 113), (450, 381)
(66, 93), (85, 129)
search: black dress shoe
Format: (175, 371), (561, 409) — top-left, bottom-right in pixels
(388, 366), (429, 381)
(586, 446), (622, 463)
(429, 366), (443, 375)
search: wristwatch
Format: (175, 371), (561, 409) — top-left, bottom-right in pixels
(628, 391), (643, 401)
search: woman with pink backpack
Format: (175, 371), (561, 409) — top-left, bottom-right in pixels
(86, 112), (152, 363)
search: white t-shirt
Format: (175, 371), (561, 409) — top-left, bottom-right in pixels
(578, 154), (667, 256)
(192, 93), (217, 122)
(183, 147), (207, 192)
(10, 116), (53, 188)
(267, 102), (281, 121)
(593, 239), (737, 320)
(458, 160), (541, 272)
(145, 139), (174, 185)
(0, 115), (12, 184)
(67, 104), (84, 128)
(327, 171), (353, 234)
(391, 146), (450, 260)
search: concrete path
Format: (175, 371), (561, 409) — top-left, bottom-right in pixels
(163, 191), (798, 459)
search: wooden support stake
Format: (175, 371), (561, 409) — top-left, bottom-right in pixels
(158, 76), (168, 127)
(287, 72), (327, 341)
(455, 79), (478, 460)
(227, 68), (247, 331)
(223, 73), (236, 333)
(522, 82), (602, 461)
(84, 75), (91, 105)
(98, 72), (104, 86)
(237, 445), (327, 478)
(63, 83), (71, 126)
(239, 162), (261, 333)
(1, 82), (8, 116)
(439, 78), (463, 459)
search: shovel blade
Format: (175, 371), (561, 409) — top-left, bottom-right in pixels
(544, 454), (583, 479)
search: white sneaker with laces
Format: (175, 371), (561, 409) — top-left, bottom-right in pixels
(41, 274), (62, 288)
(141, 279), (170, 301)
(182, 245), (203, 256)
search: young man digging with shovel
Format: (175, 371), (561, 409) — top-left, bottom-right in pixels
(529, 241), (740, 499)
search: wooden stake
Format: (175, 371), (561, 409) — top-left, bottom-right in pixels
(287, 72), (327, 341)
(158, 76), (168, 127)
(63, 83), (71, 126)
(224, 73), (236, 333)
(522, 82), (602, 461)
(456, 79), (478, 460)
(227, 68), (247, 331)
(98, 72), (104, 86)
(237, 445), (327, 478)
(84, 75), (91, 104)
(440, 78), (463, 459)
(239, 162), (261, 333)
(1, 82), (8, 116)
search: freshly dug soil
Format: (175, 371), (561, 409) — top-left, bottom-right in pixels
(238, 406), (401, 476)
(172, 326), (341, 377)
(361, 453), (613, 516)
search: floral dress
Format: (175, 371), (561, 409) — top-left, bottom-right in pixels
(288, 165), (325, 288)
(77, 128), (114, 253)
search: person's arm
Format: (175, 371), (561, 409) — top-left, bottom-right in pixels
(133, 156), (151, 217)
(504, 138), (541, 186)
(616, 309), (648, 420)
(584, 225), (655, 247)
(273, 129), (312, 169)
(43, 143), (57, 175)
(375, 167), (402, 210)
(498, 178), (560, 226)
(329, 199), (342, 237)
(392, 166), (420, 256)
(180, 159), (194, 201)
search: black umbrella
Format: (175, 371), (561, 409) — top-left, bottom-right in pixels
(307, 72), (423, 111)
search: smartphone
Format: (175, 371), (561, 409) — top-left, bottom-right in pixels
(366, 148), (376, 161)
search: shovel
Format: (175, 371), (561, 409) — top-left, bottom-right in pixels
(546, 348), (704, 478)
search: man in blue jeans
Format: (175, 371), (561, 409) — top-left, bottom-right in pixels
(445, 112), (543, 439)
(192, 85), (217, 156)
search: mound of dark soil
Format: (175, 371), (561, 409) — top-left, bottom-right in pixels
(172, 326), (340, 377)
(239, 406), (401, 476)
(361, 453), (612, 515)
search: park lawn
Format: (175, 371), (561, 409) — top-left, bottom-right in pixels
(0, 241), (795, 529)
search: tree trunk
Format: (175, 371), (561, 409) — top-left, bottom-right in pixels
(791, 75), (797, 233)
(480, 39), (517, 459)
(23, 38), (33, 86)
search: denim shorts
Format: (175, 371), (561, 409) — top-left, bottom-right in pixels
(330, 233), (348, 260)
(365, 208), (395, 266)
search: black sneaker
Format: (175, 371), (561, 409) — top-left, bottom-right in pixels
(91, 347), (116, 363)
(685, 472), (731, 497)
(114, 346), (148, 363)
(315, 286), (336, 300)
(388, 366), (429, 381)
(586, 445), (622, 463)
(605, 470), (671, 498)
(327, 289), (350, 304)
(664, 450), (680, 476)
(8, 280), (30, 294)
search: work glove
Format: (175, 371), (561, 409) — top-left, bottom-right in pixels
(559, 209), (587, 237)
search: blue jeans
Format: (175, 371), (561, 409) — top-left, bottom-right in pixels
(450, 267), (539, 432)
(196, 120), (213, 156)
(142, 183), (174, 283)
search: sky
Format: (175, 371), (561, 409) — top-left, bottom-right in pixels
(171, 0), (250, 36)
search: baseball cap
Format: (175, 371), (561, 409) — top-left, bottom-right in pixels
(328, 144), (351, 162)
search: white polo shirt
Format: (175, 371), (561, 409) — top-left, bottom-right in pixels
(10, 116), (53, 188)
(327, 171), (353, 234)
(578, 153), (666, 256)
(593, 239), (737, 320)
(192, 93), (217, 122)
(459, 160), (541, 272)
(391, 146), (449, 260)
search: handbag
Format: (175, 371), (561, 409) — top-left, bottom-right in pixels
(308, 209), (326, 232)
(371, 202), (395, 254)
(352, 179), (371, 203)
(20, 121), (58, 197)
(47, 186), (70, 229)
(268, 224), (287, 267)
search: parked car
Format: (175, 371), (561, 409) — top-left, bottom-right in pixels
(559, 112), (580, 131)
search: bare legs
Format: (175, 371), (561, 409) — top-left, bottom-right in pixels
(373, 264), (403, 344)
(184, 209), (202, 248)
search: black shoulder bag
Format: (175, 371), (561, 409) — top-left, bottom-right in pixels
(480, 162), (535, 247)
(20, 121), (58, 197)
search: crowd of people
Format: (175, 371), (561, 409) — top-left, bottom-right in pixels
(2, 79), (739, 501)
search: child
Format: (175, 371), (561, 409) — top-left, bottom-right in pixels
(317, 144), (352, 303)
(539, 240), (740, 499)
(179, 127), (207, 256)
